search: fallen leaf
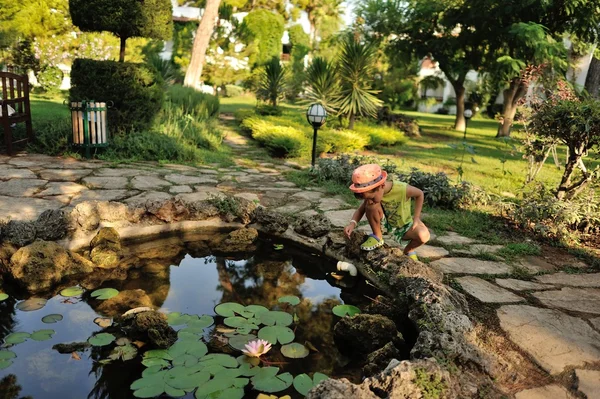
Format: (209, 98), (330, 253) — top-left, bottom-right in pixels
(71, 352), (81, 361)
(305, 341), (319, 352)
(216, 327), (236, 334)
(132, 341), (145, 349)
(330, 272), (344, 280)
(94, 317), (112, 328)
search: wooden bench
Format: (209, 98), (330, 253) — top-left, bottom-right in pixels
(1, 72), (33, 154)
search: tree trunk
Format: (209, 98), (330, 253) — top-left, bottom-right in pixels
(119, 37), (127, 62)
(496, 78), (526, 137)
(556, 152), (579, 200)
(183, 0), (222, 89)
(453, 85), (466, 131)
(585, 56), (600, 99)
(348, 112), (355, 130)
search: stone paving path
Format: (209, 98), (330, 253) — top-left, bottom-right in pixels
(2, 127), (600, 397)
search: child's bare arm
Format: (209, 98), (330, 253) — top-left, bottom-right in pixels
(406, 185), (424, 221)
(344, 201), (366, 238)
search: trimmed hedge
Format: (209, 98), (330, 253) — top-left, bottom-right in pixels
(70, 58), (164, 132)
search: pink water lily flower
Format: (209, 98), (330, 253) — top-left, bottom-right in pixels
(242, 339), (272, 358)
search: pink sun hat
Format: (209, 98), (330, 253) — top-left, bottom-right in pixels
(349, 164), (388, 193)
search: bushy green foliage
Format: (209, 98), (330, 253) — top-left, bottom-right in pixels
(69, 0), (173, 46)
(305, 56), (339, 114)
(70, 58), (164, 132)
(310, 154), (398, 185)
(37, 66), (63, 92)
(234, 109), (256, 124)
(146, 53), (179, 86)
(353, 122), (408, 147)
(241, 117), (308, 157)
(257, 57), (289, 107)
(28, 119), (71, 155)
(509, 182), (600, 242)
(396, 168), (490, 209)
(241, 10), (285, 67)
(318, 129), (369, 153)
(413, 368), (446, 399)
(224, 85), (245, 97)
(167, 85), (219, 120)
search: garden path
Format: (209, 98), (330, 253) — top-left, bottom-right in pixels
(0, 140), (598, 397)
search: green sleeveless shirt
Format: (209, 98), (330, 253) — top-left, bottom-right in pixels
(381, 180), (413, 228)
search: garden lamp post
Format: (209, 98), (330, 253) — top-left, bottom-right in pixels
(463, 108), (473, 140)
(306, 103), (327, 168)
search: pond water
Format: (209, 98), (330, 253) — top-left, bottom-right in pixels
(0, 237), (377, 399)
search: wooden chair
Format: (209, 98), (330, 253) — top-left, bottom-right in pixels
(0, 72), (33, 154)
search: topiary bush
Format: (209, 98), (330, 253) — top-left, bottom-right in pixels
(70, 58), (164, 132)
(37, 66), (63, 93)
(167, 85), (219, 120)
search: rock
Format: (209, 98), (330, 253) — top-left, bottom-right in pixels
(497, 305), (600, 374)
(534, 272), (600, 287)
(0, 195), (61, 221)
(591, 317), (600, 331)
(94, 168), (155, 177)
(70, 202), (100, 231)
(96, 201), (143, 223)
(90, 227), (122, 269)
(333, 314), (397, 356)
(96, 289), (154, 317)
(495, 279), (555, 291)
(3, 221), (37, 246)
(430, 257), (512, 275)
(575, 369), (600, 398)
(324, 209), (356, 228)
(82, 176), (128, 189)
(294, 214), (332, 238)
(212, 228), (259, 253)
(415, 245), (449, 260)
(52, 341), (91, 354)
(169, 185), (193, 194)
(517, 256), (556, 273)
(253, 207), (289, 234)
(125, 191), (173, 207)
(176, 189), (223, 204)
(307, 378), (377, 399)
(130, 175), (171, 190)
(292, 191), (324, 201)
(362, 342), (401, 377)
(147, 199), (190, 223)
(299, 209), (318, 217)
(0, 167), (36, 179)
(120, 310), (177, 349)
(35, 182), (88, 197)
(164, 174), (216, 185)
(461, 244), (504, 255)
(275, 201), (312, 214)
(456, 276), (524, 303)
(70, 189), (137, 205)
(8, 240), (95, 293)
(317, 197), (349, 211)
(38, 169), (93, 181)
(514, 384), (572, 399)
(0, 178), (47, 196)
(532, 287), (600, 314)
(435, 231), (476, 245)
(0, 243), (16, 272)
(234, 192), (260, 203)
(34, 209), (68, 241)
(94, 317), (112, 328)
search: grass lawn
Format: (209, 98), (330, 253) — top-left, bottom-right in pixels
(30, 93), (70, 125)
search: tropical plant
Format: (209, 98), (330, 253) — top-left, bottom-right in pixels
(146, 53), (178, 87)
(336, 34), (382, 129)
(257, 57), (289, 107)
(304, 56), (339, 114)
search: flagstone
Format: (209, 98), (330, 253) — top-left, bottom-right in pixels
(533, 287), (600, 314)
(514, 385), (572, 399)
(0, 195), (61, 221)
(0, 167), (36, 180)
(430, 257), (511, 274)
(130, 176), (171, 190)
(435, 231), (476, 245)
(456, 276), (524, 303)
(38, 169), (93, 181)
(575, 369), (600, 398)
(35, 182), (88, 197)
(83, 176), (129, 190)
(0, 179), (47, 197)
(495, 279), (555, 291)
(534, 272), (600, 287)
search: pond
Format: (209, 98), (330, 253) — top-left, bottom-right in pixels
(0, 236), (382, 399)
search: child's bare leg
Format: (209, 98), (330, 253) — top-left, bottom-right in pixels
(402, 223), (430, 254)
(365, 201), (384, 239)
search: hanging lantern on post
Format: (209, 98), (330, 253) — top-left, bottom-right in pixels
(69, 100), (110, 159)
(306, 103), (327, 168)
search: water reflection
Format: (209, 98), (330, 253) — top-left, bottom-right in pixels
(0, 374), (32, 399)
(0, 237), (365, 398)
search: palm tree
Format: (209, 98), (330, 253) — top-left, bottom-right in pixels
(305, 56), (339, 114)
(257, 57), (289, 107)
(336, 34), (382, 129)
(291, 0), (343, 49)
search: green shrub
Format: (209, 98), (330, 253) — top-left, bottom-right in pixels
(319, 129), (369, 153)
(256, 105), (283, 116)
(37, 67), (63, 93)
(241, 116), (308, 157)
(225, 84), (245, 97)
(396, 168), (489, 209)
(28, 119), (71, 155)
(311, 154), (398, 185)
(159, 104), (223, 150)
(70, 58), (164, 132)
(354, 122), (408, 147)
(167, 85), (219, 120)
(234, 109), (255, 124)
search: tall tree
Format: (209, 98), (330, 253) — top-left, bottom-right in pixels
(70, 0), (172, 62)
(291, 0), (343, 49)
(585, 50), (600, 99)
(183, 0), (222, 88)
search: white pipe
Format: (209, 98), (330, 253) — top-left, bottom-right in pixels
(337, 261), (358, 277)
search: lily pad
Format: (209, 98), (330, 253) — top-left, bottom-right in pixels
(141, 358), (170, 368)
(168, 340), (208, 359)
(109, 344), (138, 361)
(293, 373), (328, 396)
(259, 311), (293, 327)
(0, 293), (8, 302)
(244, 305), (269, 316)
(172, 354), (199, 367)
(278, 296), (300, 306)
(215, 302), (245, 317)
(0, 360), (12, 370)
(143, 349), (173, 361)
(332, 304), (360, 317)
(281, 343), (309, 359)
(167, 312), (191, 326)
(0, 350), (16, 360)
(30, 329), (55, 341)
(91, 288), (119, 300)
(198, 353), (238, 368)
(258, 326), (294, 345)
(5, 332), (30, 345)
(228, 334), (256, 351)
(41, 314), (63, 324)
(60, 286), (84, 297)
(251, 367), (293, 393)
(16, 298), (47, 312)
(189, 315), (214, 329)
(88, 333), (116, 346)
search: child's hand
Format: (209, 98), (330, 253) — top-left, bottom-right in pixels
(344, 223), (355, 239)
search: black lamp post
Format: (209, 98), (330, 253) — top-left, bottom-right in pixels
(306, 103), (327, 167)
(463, 108), (473, 140)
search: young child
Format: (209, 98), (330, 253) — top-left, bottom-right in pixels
(344, 164), (430, 260)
